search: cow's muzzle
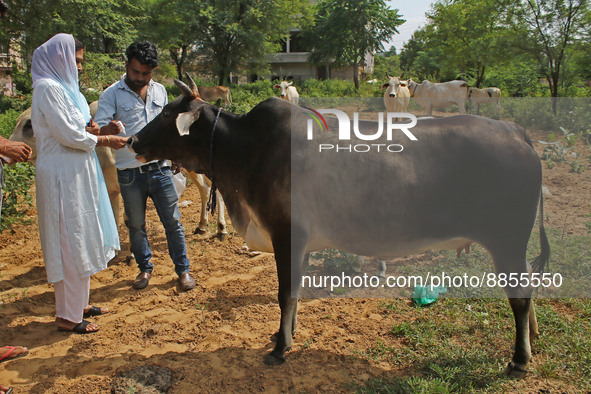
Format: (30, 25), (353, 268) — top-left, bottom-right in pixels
(389, 93), (396, 98)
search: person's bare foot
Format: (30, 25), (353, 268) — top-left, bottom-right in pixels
(0, 346), (28, 362)
(56, 317), (99, 333)
(0, 383), (13, 394)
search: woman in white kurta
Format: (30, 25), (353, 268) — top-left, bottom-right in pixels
(31, 34), (128, 333)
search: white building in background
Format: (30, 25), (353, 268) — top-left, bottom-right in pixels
(246, 29), (374, 83)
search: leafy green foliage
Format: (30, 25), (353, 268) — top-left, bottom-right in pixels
(187, 0), (314, 85)
(303, 0), (404, 89)
(507, 0), (589, 103)
(0, 108), (35, 233)
(0, 0), (145, 56)
(80, 52), (125, 91)
(427, 0), (512, 87)
(371, 50), (403, 82)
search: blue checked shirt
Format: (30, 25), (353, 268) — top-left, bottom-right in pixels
(94, 75), (168, 169)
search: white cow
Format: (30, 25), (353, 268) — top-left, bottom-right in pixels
(9, 104), (228, 245)
(408, 79), (469, 116)
(273, 81), (299, 105)
(381, 75), (411, 113)
(468, 87), (501, 115)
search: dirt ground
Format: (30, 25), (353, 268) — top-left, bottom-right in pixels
(0, 127), (590, 393)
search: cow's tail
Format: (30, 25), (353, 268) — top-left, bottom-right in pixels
(523, 132), (550, 274)
(228, 90), (233, 105)
(531, 190), (550, 274)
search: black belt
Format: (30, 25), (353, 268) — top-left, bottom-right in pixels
(136, 160), (169, 173)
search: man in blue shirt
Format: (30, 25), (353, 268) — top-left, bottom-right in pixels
(95, 41), (195, 292)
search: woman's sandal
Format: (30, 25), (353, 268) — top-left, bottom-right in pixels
(58, 320), (99, 334)
(83, 306), (108, 318)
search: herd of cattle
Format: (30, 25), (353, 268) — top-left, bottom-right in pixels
(381, 75), (501, 116)
(9, 75), (548, 378)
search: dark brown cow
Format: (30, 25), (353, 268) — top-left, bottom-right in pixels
(129, 74), (549, 378)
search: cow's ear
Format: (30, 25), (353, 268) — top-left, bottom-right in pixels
(287, 81), (293, 86)
(400, 81), (407, 87)
(176, 101), (204, 136)
(273, 84), (279, 89)
(176, 111), (198, 136)
(381, 83), (389, 89)
(175, 79), (196, 99)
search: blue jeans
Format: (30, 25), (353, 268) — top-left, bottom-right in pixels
(118, 164), (190, 276)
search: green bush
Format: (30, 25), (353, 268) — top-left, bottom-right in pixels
(80, 52), (125, 92)
(0, 94), (32, 114)
(0, 106), (35, 233)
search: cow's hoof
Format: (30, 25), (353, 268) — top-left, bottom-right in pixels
(194, 227), (207, 235)
(263, 351), (285, 366)
(125, 255), (136, 266)
(504, 362), (528, 379)
(217, 232), (228, 241)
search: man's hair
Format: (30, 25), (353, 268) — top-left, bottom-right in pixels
(126, 41), (158, 68)
(74, 38), (85, 51)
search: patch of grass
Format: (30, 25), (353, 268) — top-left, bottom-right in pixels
(357, 376), (456, 393)
(354, 297), (591, 392)
(353, 339), (398, 363)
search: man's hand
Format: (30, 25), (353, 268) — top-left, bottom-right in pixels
(86, 119), (100, 136)
(100, 120), (125, 136)
(1, 138), (32, 163)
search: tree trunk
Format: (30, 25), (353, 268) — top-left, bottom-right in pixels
(550, 72), (559, 116)
(170, 46), (187, 81)
(353, 61), (359, 90)
(218, 67), (230, 86)
(475, 65), (486, 88)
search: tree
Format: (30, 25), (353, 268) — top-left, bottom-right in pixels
(0, 0), (143, 70)
(399, 26), (447, 81)
(192, 0), (313, 86)
(140, 0), (201, 81)
(426, 0), (511, 87)
(372, 47), (402, 81)
(304, 0), (404, 90)
(509, 0), (589, 111)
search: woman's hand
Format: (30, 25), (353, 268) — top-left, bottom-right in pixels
(86, 119), (100, 136)
(108, 136), (129, 150)
(98, 135), (128, 150)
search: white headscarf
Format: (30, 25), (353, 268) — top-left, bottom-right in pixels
(31, 33), (91, 123)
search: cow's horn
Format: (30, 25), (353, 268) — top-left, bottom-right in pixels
(386, 73), (392, 79)
(175, 79), (194, 98)
(184, 72), (198, 94)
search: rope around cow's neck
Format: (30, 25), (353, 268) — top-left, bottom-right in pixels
(207, 107), (223, 214)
